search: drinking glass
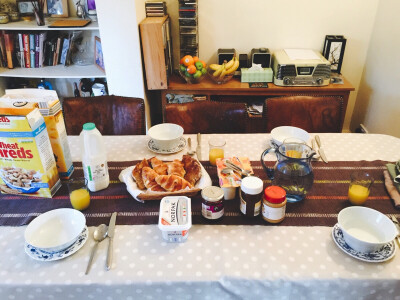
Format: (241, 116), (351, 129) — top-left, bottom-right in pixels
(67, 177), (90, 211)
(282, 138), (306, 158)
(209, 137), (226, 166)
(348, 171), (374, 205)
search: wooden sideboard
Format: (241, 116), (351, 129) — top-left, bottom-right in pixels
(160, 74), (355, 131)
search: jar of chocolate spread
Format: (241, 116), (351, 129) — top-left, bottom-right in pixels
(240, 176), (263, 217)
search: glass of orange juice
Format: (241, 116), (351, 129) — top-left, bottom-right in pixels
(68, 178), (90, 211)
(283, 138), (306, 158)
(348, 171), (374, 205)
(209, 137), (226, 166)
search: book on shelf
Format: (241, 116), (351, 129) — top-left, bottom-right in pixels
(35, 34), (40, 68)
(38, 32), (47, 68)
(17, 33), (25, 68)
(29, 34), (35, 68)
(3, 32), (15, 69)
(23, 33), (30, 68)
(0, 32), (7, 68)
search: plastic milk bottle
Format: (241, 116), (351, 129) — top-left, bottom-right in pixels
(80, 123), (110, 192)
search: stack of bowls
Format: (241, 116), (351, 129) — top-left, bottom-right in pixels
(25, 208), (86, 253)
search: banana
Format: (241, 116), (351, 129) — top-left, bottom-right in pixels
(225, 57), (239, 74)
(219, 65), (228, 79)
(213, 64), (225, 77)
(209, 64), (221, 71)
(224, 57), (235, 70)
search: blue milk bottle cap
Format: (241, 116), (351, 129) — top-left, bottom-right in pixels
(83, 123), (96, 130)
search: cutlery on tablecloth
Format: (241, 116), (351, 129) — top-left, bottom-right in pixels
(315, 135), (328, 163)
(85, 224), (108, 275)
(311, 138), (320, 160)
(106, 212), (117, 271)
(390, 216), (400, 247)
(186, 138), (195, 156)
(196, 133), (202, 161)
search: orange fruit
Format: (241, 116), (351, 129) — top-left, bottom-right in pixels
(200, 60), (206, 68)
(182, 55), (194, 67)
(180, 57), (184, 64)
(193, 56), (199, 63)
(186, 64), (197, 74)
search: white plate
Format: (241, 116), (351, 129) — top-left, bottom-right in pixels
(332, 224), (395, 263)
(147, 137), (187, 154)
(25, 226), (88, 261)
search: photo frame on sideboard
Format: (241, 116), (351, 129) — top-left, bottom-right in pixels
(94, 36), (105, 72)
(17, 0), (38, 16)
(322, 35), (346, 74)
(46, 0), (69, 17)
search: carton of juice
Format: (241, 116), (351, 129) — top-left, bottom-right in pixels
(0, 89), (74, 179)
(0, 109), (61, 198)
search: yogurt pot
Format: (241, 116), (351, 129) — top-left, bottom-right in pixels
(158, 196), (192, 243)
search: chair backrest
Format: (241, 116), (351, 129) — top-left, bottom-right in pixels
(62, 95), (145, 135)
(264, 96), (344, 133)
(164, 101), (248, 134)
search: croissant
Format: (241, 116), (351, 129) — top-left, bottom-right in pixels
(142, 167), (165, 192)
(167, 159), (186, 178)
(150, 157), (168, 175)
(155, 174), (193, 192)
(132, 158), (150, 189)
(182, 155), (202, 186)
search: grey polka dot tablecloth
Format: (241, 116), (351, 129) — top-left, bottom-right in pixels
(1, 133), (400, 300)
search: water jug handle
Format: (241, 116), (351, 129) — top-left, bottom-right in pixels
(260, 147), (275, 180)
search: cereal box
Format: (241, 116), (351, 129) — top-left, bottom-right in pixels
(0, 89), (74, 179)
(0, 108), (61, 197)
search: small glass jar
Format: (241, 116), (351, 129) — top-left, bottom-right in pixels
(201, 186), (224, 220)
(208, 137), (225, 166)
(262, 186), (287, 223)
(240, 176), (263, 217)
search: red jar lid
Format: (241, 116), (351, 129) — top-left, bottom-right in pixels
(264, 186), (286, 204)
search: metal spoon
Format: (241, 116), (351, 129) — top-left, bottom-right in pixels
(85, 224), (108, 275)
(187, 138), (195, 156)
(225, 161), (251, 177)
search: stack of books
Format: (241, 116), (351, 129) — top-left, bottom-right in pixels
(145, 1), (167, 17)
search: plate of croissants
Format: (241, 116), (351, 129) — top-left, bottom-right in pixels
(119, 155), (212, 202)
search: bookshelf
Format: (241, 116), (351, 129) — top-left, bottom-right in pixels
(0, 18), (105, 96)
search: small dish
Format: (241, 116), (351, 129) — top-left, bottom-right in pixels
(24, 208), (86, 252)
(147, 137), (186, 154)
(25, 226), (88, 261)
(332, 224), (395, 263)
(148, 123), (184, 150)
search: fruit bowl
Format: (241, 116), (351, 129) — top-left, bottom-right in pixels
(207, 67), (234, 84)
(178, 69), (206, 84)
(178, 55), (207, 84)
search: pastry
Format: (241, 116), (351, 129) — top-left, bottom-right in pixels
(150, 157), (168, 175)
(142, 167), (165, 192)
(182, 155), (202, 186)
(167, 159), (186, 178)
(155, 174), (193, 192)
(132, 158), (150, 189)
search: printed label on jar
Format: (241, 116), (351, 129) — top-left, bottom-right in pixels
(202, 203), (224, 219)
(240, 198), (261, 216)
(262, 203), (286, 221)
(83, 161), (109, 181)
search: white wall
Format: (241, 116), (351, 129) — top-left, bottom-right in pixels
(351, 0), (400, 138)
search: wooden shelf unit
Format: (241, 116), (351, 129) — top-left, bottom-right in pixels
(161, 74), (355, 131)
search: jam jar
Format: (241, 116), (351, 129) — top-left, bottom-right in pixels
(240, 176), (263, 217)
(262, 186), (287, 223)
(201, 186), (224, 220)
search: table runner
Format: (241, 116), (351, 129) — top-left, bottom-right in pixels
(0, 160), (398, 227)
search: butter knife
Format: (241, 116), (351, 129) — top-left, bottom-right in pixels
(196, 133), (202, 160)
(106, 212), (117, 271)
(315, 135), (328, 163)
(390, 216), (400, 247)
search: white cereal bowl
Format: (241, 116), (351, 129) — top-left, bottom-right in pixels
(270, 126), (310, 146)
(148, 123), (184, 150)
(25, 208), (86, 253)
(338, 206), (397, 253)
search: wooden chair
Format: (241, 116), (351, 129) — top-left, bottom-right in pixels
(264, 96), (344, 133)
(62, 95), (146, 135)
(164, 101), (248, 133)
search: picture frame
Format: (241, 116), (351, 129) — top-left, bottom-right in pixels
(94, 36), (105, 72)
(17, 0), (38, 16)
(322, 35), (347, 74)
(46, 0), (69, 18)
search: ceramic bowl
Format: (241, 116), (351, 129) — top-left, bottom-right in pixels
(270, 126), (310, 146)
(148, 123), (184, 151)
(25, 208), (86, 253)
(338, 206), (397, 253)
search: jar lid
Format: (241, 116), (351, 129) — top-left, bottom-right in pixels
(264, 186), (286, 204)
(201, 186), (224, 202)
(240, 176), (263, 195)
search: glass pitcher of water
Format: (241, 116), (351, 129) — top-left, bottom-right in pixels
(261, 142), (316, 202)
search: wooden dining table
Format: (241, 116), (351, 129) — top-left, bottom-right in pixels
(0, 133), (400, 300)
